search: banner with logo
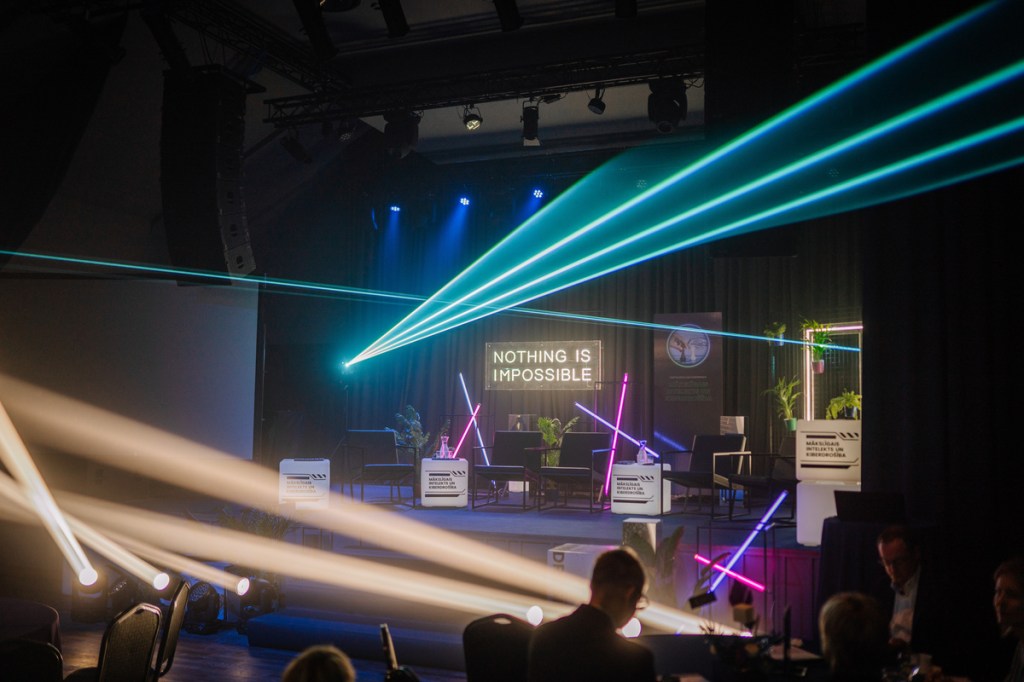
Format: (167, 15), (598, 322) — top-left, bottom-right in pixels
(652, 313), (724, 456)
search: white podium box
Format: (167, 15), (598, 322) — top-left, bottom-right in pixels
(796, 420), (862, 482)
(420, 458), (468, 508)
(279, 458), (330, 510)
(796, 479), (861, 546)
(610, 462), (671, 515)
(547, 543), (619, 579)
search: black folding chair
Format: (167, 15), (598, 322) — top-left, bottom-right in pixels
(345, 429), (417, 504)
(150, 581), (189, 680)
(0, 638), (63, 681)
(65, 602), (162, 682)
(462, 613), (534, 682)
(662, 434), (748, 518)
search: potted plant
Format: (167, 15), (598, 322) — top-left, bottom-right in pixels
(801, 319), (833, 374)
(537, 416), (579, 466)
(623, 525), (686, 607)
(763, 321), (786, 347)
(826, 389), (861, 419)
(391, 405), (430, 457)
(764, 376), (800, 431)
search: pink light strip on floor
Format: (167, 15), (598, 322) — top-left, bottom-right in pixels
(694, 553), (765, 592)
(452, 403), (480, 459)
(603, 373), (628, 496)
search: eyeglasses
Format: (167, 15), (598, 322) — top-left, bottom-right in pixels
(634, 595), (649, 611)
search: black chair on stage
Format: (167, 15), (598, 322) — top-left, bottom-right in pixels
(65, 602), (162, 682)
(725, 436), (797, 522)
(470, 430), (544, 510)
(0, 638), (63, 681)
(662, 433), (748, 518)
(345, 429), (417, 504)
(538, 431), (612, 513)
(150, 580), (189, 680)
(462, 613), (534, 682)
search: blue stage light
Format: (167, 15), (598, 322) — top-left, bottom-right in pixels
(459, 196), (471, 206)
(532, 188), (544, 199)
(389, 204), (401, 213)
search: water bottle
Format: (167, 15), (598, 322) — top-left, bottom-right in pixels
(636, 439), (649, 464)
(438, 435), (451, 459)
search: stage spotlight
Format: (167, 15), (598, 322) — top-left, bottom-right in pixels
(383, 110), (420, 159)
(183, 581), (222, 635)
(526, 605), (544, 625)
(237, 577), (278, 634)
(588, 87), (606, 115)
(462, 104), (483, 130)
(532, 188), (544, 199)
(622, 617), (642, 638)
(459, 196), (470, 206)
(389, 204), (401, 213)
(648, 79), (688, 133)
(522, 103), (540, 146)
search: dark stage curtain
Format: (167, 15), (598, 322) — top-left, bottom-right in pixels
(862, 167), (1024, 679)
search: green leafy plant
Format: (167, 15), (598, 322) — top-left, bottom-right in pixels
(623, 525), (685, 607)
(826, 389), (862, 419)
(801, 319), (833, 362)
(392, 405), (430, 454)
(764, 376), (800, 422)
(763, 321), (786, 341)
(537, 416), (579, 466)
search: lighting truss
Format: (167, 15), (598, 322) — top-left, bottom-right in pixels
(350, 1), (1024, 364)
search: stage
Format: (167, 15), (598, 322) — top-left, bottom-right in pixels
(230, 484), (821, 672)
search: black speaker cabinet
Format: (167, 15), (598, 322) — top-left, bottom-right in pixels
(160, 66), (255, 279)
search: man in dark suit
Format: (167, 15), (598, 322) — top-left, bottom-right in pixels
(874, 525), (949, 666)
(528, 548), (656, 682)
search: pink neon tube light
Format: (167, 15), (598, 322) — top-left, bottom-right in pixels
(694, 553), (765, 592)
(451, 403), (480, 459)
(603, 373), (628, 496)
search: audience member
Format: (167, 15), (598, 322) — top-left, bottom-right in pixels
(282, 644), (356, 682)
(994, 557), (1024, 682)
(819, 592), (890, 682)
(528, 547), (656, 682)
(874, 525), (946, 661)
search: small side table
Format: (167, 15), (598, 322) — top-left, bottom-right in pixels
(610, 462), (671, 515)
(420, 458), (469, 508)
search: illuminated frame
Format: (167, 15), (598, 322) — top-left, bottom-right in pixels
(802, 322), (863, 419)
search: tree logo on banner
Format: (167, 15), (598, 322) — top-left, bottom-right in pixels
(666, 325), (711, 368)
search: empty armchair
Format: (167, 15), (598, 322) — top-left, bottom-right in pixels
(538, 431), (612, 512)
(470, 430), (544, 510)
(662, 434), (748, 518)
(345, 429), (417, 504)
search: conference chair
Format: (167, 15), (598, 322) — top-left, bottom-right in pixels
(470, 430), (544, 510)
(662, 434), (748, 518)
(725, 454), (797, 521)
(150, 580), (189, 680)
(345, 429), (417, 504)
(538, 431), (612, 513)
(462, 613), (534, 682)
(65, 602), (162, 682)
(0, 638), (63, 681)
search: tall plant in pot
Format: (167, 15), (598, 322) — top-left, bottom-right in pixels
(537, 416), (579, 466)
(801, 319), (833, 374)
(763, 321), (787, 347)
(764, 376), (800, 431)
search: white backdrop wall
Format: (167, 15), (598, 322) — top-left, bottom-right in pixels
(0, 279), (257, 459)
